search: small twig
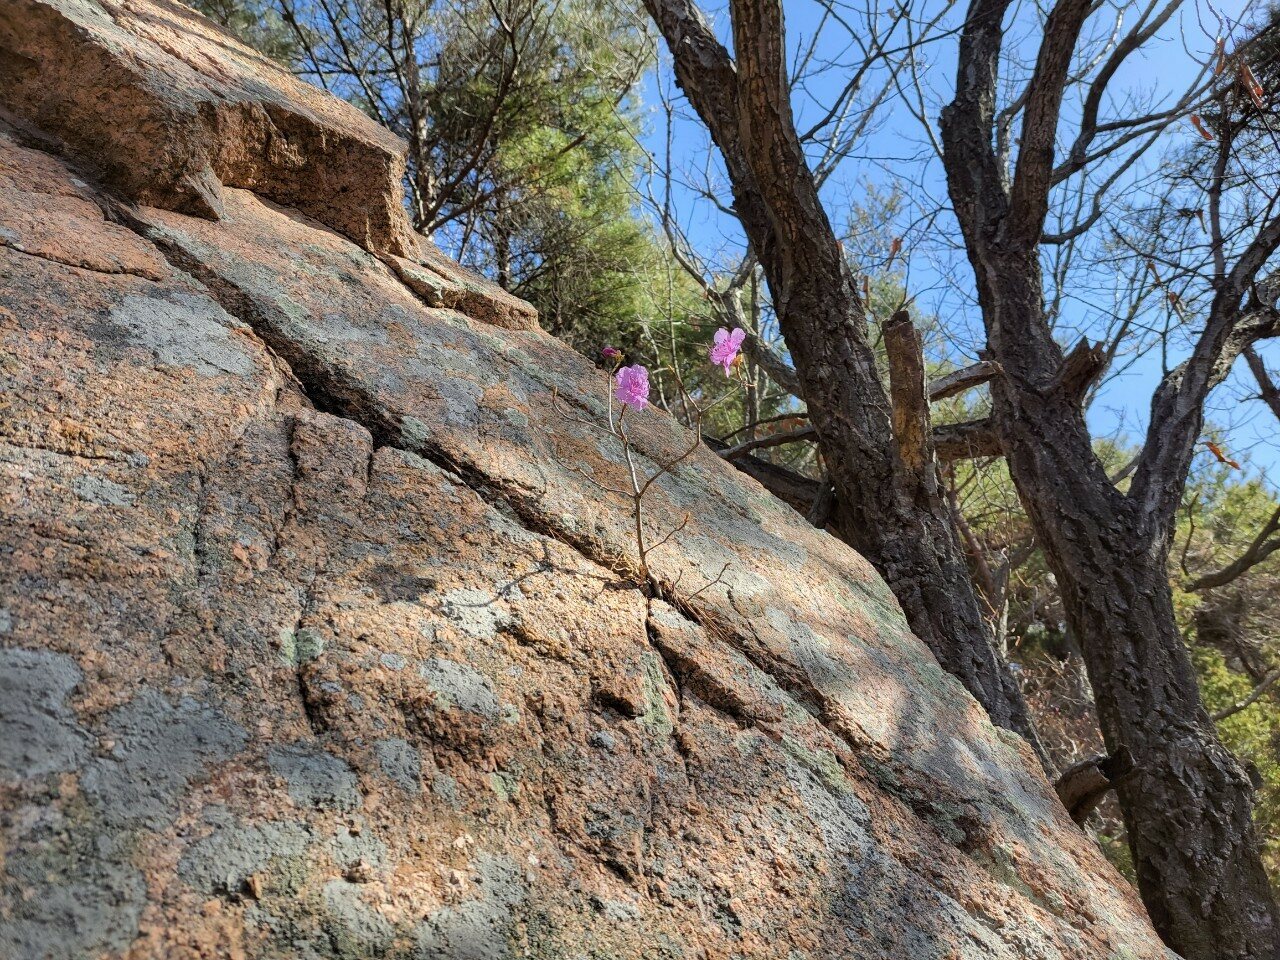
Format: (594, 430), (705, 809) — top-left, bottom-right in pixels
(719, 410), (810, 442)
(683, 561), (732, 601)
(1212, 668), (1280, 721)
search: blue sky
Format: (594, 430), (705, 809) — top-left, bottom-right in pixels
(634, 0), (1279, 490)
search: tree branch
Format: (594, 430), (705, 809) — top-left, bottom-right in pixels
(1132, 268), (1280, 524)
(934, 418), (1003, 461)
(1245, 346), (1280, 421)
(884, 310), (935, 486)
(1006, 0), (1094, 245)
(1054, 747), (1135, 825)
(703, 435), (821, 515)
(742, 331), (801, 396)
(1185, 506), (1280, 592)
(717, 425), (818, 460)
(1213, 668), (1280, 722)
(928, 360), (1002, 402)
(1053, 338), (1106, 402)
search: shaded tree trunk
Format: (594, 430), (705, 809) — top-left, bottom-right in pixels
(938, 0), (1280, 937)
(996, 345), (1277, 954)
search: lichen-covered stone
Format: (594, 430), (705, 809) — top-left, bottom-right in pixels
(0, 3), (1175, 958)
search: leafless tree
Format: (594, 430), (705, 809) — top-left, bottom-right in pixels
(938, 0), (1280, 951)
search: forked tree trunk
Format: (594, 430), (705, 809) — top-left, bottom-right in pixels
(1013, 425), (1278, 955)
(1060, 539), (1276, 957)
(938, 0), (1280, 946)
(969, 246), (1279, 958)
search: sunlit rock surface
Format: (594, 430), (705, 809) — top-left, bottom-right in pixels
(0, 1), (1174, 957)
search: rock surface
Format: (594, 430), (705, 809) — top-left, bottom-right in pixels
(0, 0), (415, 256)
(0, 2), (1174, 958)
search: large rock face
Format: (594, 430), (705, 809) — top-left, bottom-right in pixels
(0, 3), (1173, 958)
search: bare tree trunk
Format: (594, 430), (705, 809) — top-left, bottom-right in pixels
(744, 267), (760, 441)
(936, 0), (1280, 946)
(941, 100), (1278, 960)
(1036, 473), (1276, 957)
(642, 0), (1047, 765)
(493, 195), (512, 291)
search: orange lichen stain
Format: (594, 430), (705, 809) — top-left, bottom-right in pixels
(478, 383), (529, 415)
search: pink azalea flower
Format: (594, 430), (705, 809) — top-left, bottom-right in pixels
(710, 327), (746, 375)
(601, 346), (622, 362)
(614, 364), (650, 410)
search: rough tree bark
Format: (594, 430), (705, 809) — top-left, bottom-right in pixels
(939, 0), (1280, 953)
(641, 0), (1047, 764)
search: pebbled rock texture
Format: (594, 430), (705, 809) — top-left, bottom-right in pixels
(0, 2), (1174, 958)
(0, 0), (416, 256)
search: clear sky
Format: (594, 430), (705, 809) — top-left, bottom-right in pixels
(635, 0), (1279, 490)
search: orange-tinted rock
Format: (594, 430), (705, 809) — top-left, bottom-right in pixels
(0, 0), (416, 257)
(385, 238), (540, 332)
(0, 3), (1174, 958)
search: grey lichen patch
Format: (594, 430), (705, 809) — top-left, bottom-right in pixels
(488, 771), (519, 802)
(637, 651), (674, 738)
(414, 852), (526, 960)
(278, 628), (297, 665)
(295, 627), (326, 663)
(105, 291), (258, 378)
(439, 588), (516, 640)
(432, 773), (462, 809)
(279, 628), (327, 667)
(588, 729), (617, 752)
(321, 879), (395, 954)
(419, 657), (501, 719)
(974, 843), (1045, 913)
(781, 736), (855, 798)
(374, 737), (421, 793)
(327, 823), (388, 871)
(380, 652), (408, 671)
(0, 807), (147, 960)
(766, 608), (846, 693)
(178, 817), (312, 897)
(0, 648), (90, 778)
(398, 414), (435, 451)
(593, 897), (641, 923)
(72, 474), (136, 507)
(398, 369), (483, 432)
(82, 690), (247, 828)
(269, 744), (361, 811)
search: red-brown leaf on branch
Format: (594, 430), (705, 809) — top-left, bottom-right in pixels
(1214, 38), (1227, 76)
(762, 416), (808, 435)
(1190, 114), (1214, 141)
(1205, 440), (1242, 470)
(1239, 62), (1266, 110)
